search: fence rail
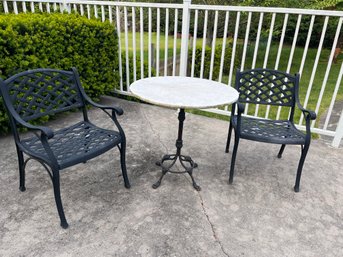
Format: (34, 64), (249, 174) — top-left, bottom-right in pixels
(1, 0), (343, 147)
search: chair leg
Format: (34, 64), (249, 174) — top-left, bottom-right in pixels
(229, 131), (240, 184)
(16, 146), (26, 192)
(294, 144), (309, 193)
(119, 143), (131, 189)
(277, 144), (286, 158)
(225, 121), (233, 153)
(52, 170), (68, 229)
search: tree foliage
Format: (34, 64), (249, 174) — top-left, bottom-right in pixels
(120, 0), (343, 8)
(242, 0), (343, 9)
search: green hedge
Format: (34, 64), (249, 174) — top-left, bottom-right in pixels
(190, 39), (239, 80)
(0, 12), (119, 134)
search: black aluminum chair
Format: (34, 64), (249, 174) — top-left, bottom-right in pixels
(225, 68), (316, 192)
(0, 68), (130, 228)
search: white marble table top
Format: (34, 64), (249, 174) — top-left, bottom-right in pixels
(129, 76), (239, 109)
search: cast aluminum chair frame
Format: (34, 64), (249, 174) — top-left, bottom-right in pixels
(0, 68), (130, 228)
(225, 68), (316, 192)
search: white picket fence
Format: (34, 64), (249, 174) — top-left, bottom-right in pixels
(1, 0), (343, 147)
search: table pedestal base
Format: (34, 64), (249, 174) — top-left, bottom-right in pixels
(152, 153), (201, 191)
(152, 108), (201, 191)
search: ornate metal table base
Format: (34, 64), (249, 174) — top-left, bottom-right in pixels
(152, 108), (201, 191)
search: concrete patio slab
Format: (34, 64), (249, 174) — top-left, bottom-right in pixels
(0, 96), (342, 257)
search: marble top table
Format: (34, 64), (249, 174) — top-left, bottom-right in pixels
(130, 76), (239, 190)
(130, 76), (239, 109)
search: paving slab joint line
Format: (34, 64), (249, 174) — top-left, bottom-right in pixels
(140, 106), (228, 257)
(198, 192), (230, 257)
(141, 107), (169, 153)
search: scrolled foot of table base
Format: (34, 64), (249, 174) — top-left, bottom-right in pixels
(179, 155), (201, 191)
(152, 154), (201, 191)
(187, 169), (201, 191)
(152, 169), (168, 189)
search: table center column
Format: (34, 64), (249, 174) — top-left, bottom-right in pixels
(176, 108), (185, 155)
(152, 108), (201, 191)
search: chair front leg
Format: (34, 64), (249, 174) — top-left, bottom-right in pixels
(51, 168), (68, 229)
(229, 130), (240, 184)
(294, 143), (309, 192)
(225, 120), (233, 153)
(294, 111), (314, 192)
(119, 142), (130, 189)
(277, 144), (286, 158)
(15, 145), (26, 192)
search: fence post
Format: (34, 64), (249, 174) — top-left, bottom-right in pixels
(179, 0), (191, 76)
(62, 0), (70, 13)
(332, 109), (343, 147)
(3, 0), (9, 13)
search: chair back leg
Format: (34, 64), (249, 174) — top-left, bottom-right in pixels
(15, 146), (26, 192)
(51, 169), (68, 229)
(277, 144), (286, 158)
(119, 143), (130, 189)
(229, 132), (240, 184)
(294, 144), (310, 192)
(225, 121), (233, 153)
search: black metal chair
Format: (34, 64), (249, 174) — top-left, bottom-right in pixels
(225, 68), (316, 192)
(0, 68), (130, 228)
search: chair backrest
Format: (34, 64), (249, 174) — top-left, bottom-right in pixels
(236, 68), (298, 107)
(0, 69), (84, 122)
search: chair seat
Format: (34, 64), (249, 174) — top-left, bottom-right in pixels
(232, 116), (306, 145)
(21, 121), (121, 169)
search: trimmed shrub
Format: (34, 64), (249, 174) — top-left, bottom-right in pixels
(190, 39), (239, 80)
(0, 12), (119, 133)
(191, 46), (221, 79)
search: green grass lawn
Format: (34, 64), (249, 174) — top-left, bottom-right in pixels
(120, 32), (343, 127)
(120, 31), (182, 61)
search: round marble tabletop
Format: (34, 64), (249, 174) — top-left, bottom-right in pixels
(129, 76), (239, 109)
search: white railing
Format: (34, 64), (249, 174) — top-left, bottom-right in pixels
(1, 0), (343, 147)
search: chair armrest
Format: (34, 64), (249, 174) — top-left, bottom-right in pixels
(84, 96), (124, 116)
(297, 102), (316, 120)
(11, 112), (54, 139)
(237, 102), (245, 115)
(296, 102), (316, 142)
(230, 102), (245, 119)
(78, 90), (126, 138)
(295, 88), (316, 121)
(231, 101), (245, 134)
(70, 67), (123, 115)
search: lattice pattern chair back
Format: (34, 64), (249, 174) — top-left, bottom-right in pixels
(3, 69), (84, 122)
(226, 68), (316, 193)
(0, 68), (130, 228)
(236, 68), (298, 107)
